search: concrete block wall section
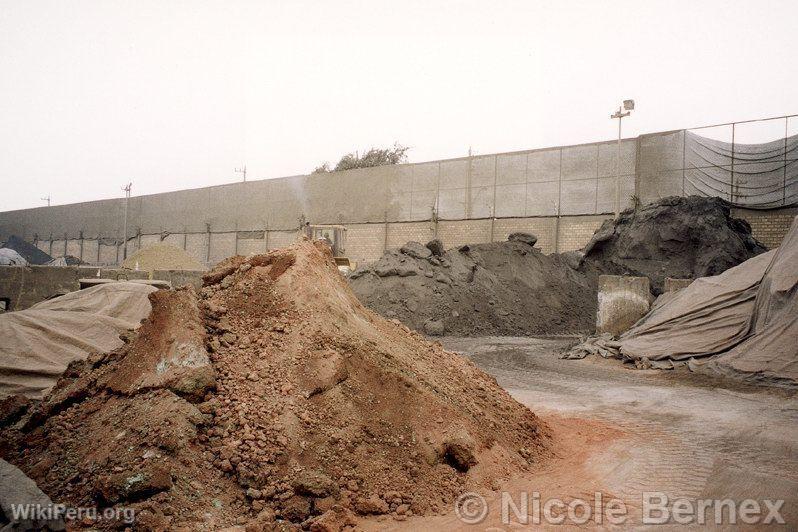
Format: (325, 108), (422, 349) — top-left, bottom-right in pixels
(556, 215), (611, 252)
(731, 207), (798, 249)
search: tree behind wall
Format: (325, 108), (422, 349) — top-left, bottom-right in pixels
(313, 143), (409, 173)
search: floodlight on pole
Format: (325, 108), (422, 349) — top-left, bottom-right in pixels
(611, 99), (634, 217)
(235, 165), (247, 182)
(121, 182), (132, 260)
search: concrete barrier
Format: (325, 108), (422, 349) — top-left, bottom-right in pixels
(596, 275), (652, 337)
(0, 266), (204, 311)
(664, 277), (693, 293)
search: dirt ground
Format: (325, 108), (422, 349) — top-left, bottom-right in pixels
(362, 337), (798, 530)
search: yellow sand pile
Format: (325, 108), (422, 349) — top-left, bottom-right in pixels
(121, 243), (205, 271)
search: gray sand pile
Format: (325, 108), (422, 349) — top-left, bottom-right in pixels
(580, 196), (767, 294)
(351, 197), (768, 337)
(350, 237), (596, 336)
(122, 243), (205, 271)
(2, 235), (52, 265)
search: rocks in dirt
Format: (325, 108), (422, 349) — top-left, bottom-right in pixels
(401, 241), (432, 260)
(423, 319), (445, 336)
(354, 494), (390, 514)
(281, 495), (312, 522)
(441, 433), (478, 472)
(104, 287), (216, 401)
(508, 232), (538, 246)
(310, 505), (358, 531)
(425, 239), (445, 256)
(581, 196), (767, 294)
(0, 394), (30, 428)
(291, 470), (338, 498)
(0, 239), (549, 528)
(560, 250), (584, 270)
(95, 464), (173, 504)
(352, 196), (769, 336)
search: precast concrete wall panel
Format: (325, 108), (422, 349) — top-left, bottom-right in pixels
(411, 189), (438, 221)
(411, 162), (439, 192)
(494, 183), (526, 217)
(637, 131), (685, 204)
(469, 156), (496, 188)
(598, 140), (636, 177)
(525, 181), (559, 216)
(439, 160), (467, 191)
(469, 185), (494, 219)
(307, 167), (389, 225)
(561, 145), (598, 181)
(527, 149), (561, 183)
(437, 188), (466, 219)
(596, 175), (635, 213)
(560, 179), (598, 215)
(138, 188), (210, 234)
(496, 153), (527, 185)
(387, 191), (412, 221)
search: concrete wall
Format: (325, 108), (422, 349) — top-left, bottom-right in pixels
(0, 266), (204, 311)
(1, 127), (795, 268)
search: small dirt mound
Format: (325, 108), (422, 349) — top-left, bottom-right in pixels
(1, 240), (548, 529)
(122, 243), (205, 271)
(581, 196), (767, 294)
(350, 240), (597, 336)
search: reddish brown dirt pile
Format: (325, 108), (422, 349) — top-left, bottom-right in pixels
(0, 240), (549, 530)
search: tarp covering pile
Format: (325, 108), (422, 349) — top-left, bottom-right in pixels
(566, 215), (798, 387)
(1, 235), (52, 265)
(0, 282), (157, 399)
(0, 249), (27, 266)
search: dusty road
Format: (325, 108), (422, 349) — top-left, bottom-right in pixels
(371, 336), (798, 530)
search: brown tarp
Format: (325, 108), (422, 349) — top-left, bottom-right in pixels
(566, 216), (798, 387)
(618, 250), (775, 361)
(0, 282), (156, 399)
(700, 215), (798, 385)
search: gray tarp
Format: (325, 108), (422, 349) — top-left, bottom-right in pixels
(701, 215), (798, 385)
(566, 216), (798, 387)
(0, 282), (156, 399)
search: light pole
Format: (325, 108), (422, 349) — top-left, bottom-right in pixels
(235, 165), (247, 182)
(122, 182), (132, 260)
(611, 99), (634, 217)
(41, 195), (51, 207)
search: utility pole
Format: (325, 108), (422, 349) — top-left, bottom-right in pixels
(610, 99), (634, 217)
(235, 165), (247, 182)
(122, 182), (132, 260)
(41, 195), (51, 207)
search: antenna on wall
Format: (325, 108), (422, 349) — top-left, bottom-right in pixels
(235, 165), (247, 182)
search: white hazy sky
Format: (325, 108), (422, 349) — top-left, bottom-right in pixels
(1, 0), (796, 212)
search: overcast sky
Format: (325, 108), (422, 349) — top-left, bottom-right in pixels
(1, 0), (796, 212)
